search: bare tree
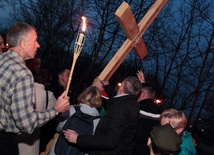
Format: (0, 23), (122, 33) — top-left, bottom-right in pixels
(9, 0), (84, 71)
(143, 0), (214, 133)
(5, 0), (214, 134)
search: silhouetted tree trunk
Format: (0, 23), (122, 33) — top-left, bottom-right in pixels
(5, 0), (214, 134)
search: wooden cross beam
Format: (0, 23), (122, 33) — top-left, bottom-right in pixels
(98, 0), (168, 81)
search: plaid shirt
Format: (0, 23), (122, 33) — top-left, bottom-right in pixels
(0, 50), (56, 134)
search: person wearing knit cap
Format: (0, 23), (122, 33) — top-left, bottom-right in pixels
(147, 124), (182, 155)
(160, 108), (197, 155)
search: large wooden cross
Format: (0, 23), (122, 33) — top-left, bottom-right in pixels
(98, 0), (167, 81)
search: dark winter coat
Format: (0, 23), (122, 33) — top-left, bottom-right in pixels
(132, 99), (161, 155)
(77, 94), (139, 155)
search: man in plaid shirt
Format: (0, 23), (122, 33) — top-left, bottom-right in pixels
(0, 22), (70, 155)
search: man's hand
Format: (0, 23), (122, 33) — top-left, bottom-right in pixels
(54, 91), (70, 113)
(137, 70), (145, 83)
(63, 129), (78, 143)
(102, 80), (109, 86)
(92, 77), (104, 91)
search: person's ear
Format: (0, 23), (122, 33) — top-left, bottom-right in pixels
(117, 84), (124, 94)
(147, 137), (151, 146)
(20, 39), (26, 48)
(20, 39), (25, 48)
(147, 138), (155, 155)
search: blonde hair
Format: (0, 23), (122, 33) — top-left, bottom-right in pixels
(77, 86), (102, 108)
(160, 108), (178, 120)
(160, 108), (187, 131)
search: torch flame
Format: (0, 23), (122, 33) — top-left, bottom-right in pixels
(81, 16), (86, 32)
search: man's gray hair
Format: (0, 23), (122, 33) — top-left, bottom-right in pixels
(122, 76), (142, 97)
(7, 22), (36, 47)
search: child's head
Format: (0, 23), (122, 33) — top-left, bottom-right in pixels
(77, 86), (102, 108)
(160, 108), (187, 135)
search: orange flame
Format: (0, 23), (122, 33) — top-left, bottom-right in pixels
(154, 99), (162, 105)
(81, 16), (86, 32)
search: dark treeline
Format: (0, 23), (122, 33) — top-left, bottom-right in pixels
(0, 0), (214, 140)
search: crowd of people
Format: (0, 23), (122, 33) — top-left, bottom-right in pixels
(0, 22), (199, 155)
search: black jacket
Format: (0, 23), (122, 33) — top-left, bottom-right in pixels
(132, 99), (161, 155)
(77, 94), (139, 155)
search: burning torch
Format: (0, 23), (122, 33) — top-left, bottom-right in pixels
(65, 16), (86, 97)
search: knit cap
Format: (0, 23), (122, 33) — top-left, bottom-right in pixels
(150, 124), (182, 152)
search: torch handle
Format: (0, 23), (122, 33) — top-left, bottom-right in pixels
(65, 56), (78, 97)
(64, 32), (86, 97)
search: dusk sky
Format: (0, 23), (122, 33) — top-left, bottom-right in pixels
(0, 1), (15, 28)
